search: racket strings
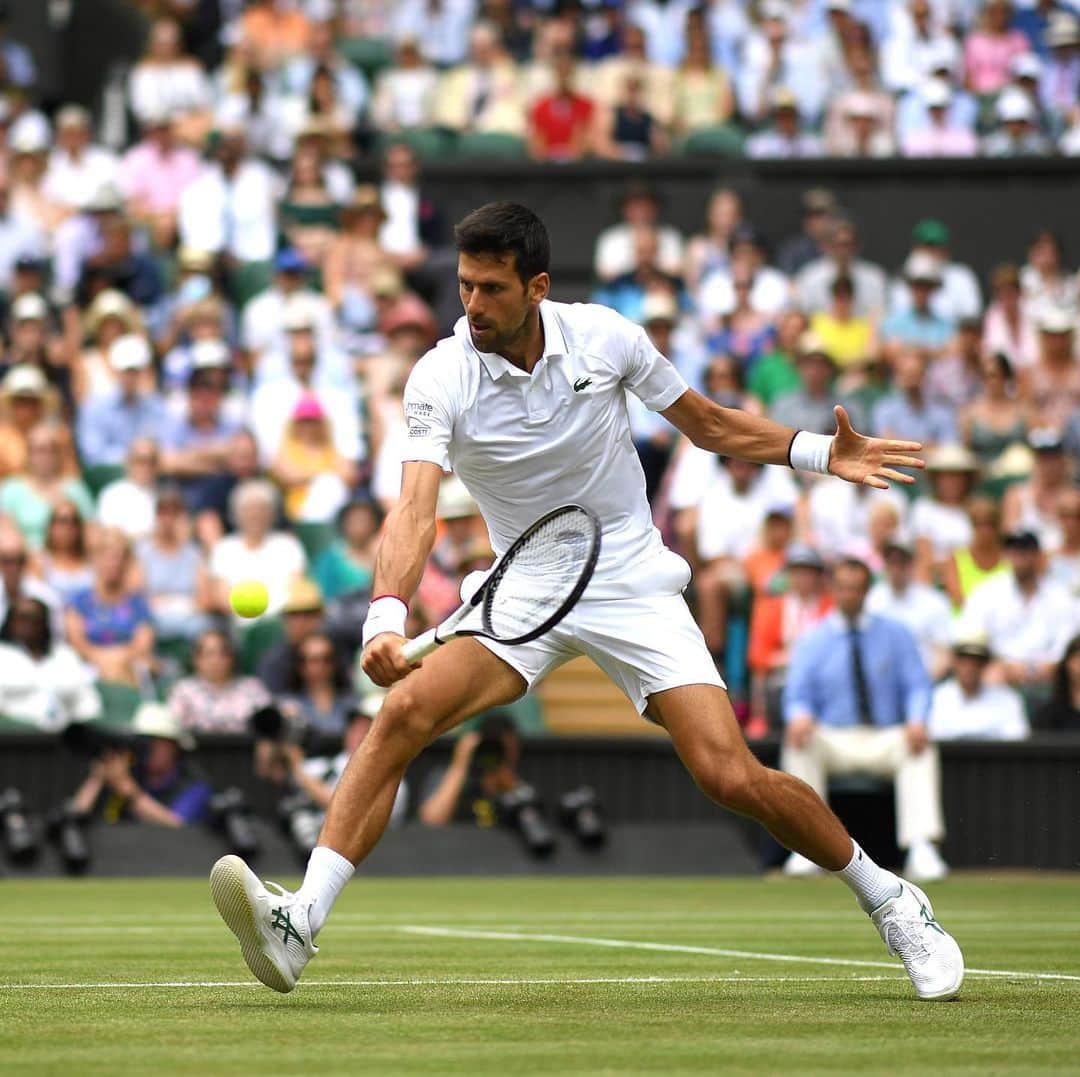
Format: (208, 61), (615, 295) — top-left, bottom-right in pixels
(483, 510), (596, 641)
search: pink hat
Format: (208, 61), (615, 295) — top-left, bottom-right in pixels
(291, 394), (325, 422)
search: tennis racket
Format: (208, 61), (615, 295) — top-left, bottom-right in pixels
(401, 504), (601, 663)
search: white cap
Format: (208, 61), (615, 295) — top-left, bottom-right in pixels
(282, 296), (316, 332)
(109, 333), (153, 371)
(12, 292), (48, 322)
(922, 78), (952, 109)
(640, 290), (679, 325)
(1, 364), (48, 397)
(56, 104), (91, 130)
(997, 87), (1034, 123)
(759, 0), (790, 22)
(1011, 52), (1043, 81)
(1036, 303), (1077, 334)
(9, 113), (51, 154)
(190, 338), (230, 369)
(826, 0), (852, 10)
(904, 251), (943, 283)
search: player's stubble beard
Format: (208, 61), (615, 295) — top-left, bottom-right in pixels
(468, 301), (537, 359)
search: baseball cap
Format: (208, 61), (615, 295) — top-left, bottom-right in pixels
(85, 183), (124, 213)
(1, 364), (48, 398)
(1047, 12), (1080, 48)
(190, 338), (230, 370)
(922, 79), (952, 109)
(997, 87), (1034, 123)
(282, 576), (324, 614)
(9, 116), (49, 154)
(1036, 304), (1075, 334)
(55, 104), (90, 130)
(951, 629), (992, 661)
(1003, 529), (1040, 551)
(770, 86), (798, 111)
(797, 329), (833, 360)
(1027, 427), (1064, 453)
(764, 501), (795, 521)
(903, 250), (943, 284)
(12, 292), (48, 322)
(785, 543), (824, 570)
(1011, 52), (1043, 81)
(912, 219), (950, 248)
(640, 290), (679, 326)
(177, 247), (215, 273)
(291, 394), (325, 422)
(275, 248), (309, 275)
(884, 536), (915, 559)
(109, 333), (153, 371)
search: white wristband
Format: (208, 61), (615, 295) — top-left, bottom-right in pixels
(788, 430), (834, 474)
(362, 596), (408, 648)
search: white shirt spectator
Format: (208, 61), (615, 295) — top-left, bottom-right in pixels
(867, 578), (952, 672)
(178, 160), (278, 263)
(371, 65), (439, 131)
(248, 380), (363, 465)
(129, 62), (211, 125)
(745, 130), (825, 159)
(0, 642), (102, 731)
(881, 22), (960, 94)
(628, 0), (699, 66)
(209, 532), (306, 619)
(808, 478), (908, 561)
(696, 465), (800, 562)
(929, 678), (1029, 741)
(594, 222), (685, 283)
(910, 498), (973, 559)
(242, 288), (337, 358)
(0, 578), (65, 643)
(379, 182), (422, 257)
(736, 30), (830, 125)
(698, 264), (792, 318)
(96, 478), (156, 541)
(961, 571), (1080, 665)
(0, 211), (44, 294)
(796, 256), (889, 319)
(391, 0), (477, 67)
(888, 261), (983, 322)
(43, 146), (120, 212)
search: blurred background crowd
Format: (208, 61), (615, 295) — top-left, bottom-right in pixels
(0, 1), (1078, 853)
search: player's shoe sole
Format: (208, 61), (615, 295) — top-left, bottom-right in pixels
(210, 854), (308, 993)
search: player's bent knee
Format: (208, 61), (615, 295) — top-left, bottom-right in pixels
(371, 684), (440, 755)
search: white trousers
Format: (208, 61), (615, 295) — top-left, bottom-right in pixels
(780, 726), (945, 850)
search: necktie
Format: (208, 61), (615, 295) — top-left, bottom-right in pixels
(848, 622), (874, 726)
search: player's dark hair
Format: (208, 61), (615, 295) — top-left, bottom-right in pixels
(454, 203), (550, 285)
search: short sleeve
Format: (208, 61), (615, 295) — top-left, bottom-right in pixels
(400, 352), (457, 470)
(621, 322), (689, 412)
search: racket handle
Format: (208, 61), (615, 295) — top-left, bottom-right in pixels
(402, 628), (440, 664)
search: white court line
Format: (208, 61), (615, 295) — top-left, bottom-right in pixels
(0, 975), (904, 991)
(400, 926), (1080, 983)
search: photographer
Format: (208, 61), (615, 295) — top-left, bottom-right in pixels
(418, 714), (522, 827)
(69, 702), (212, 827)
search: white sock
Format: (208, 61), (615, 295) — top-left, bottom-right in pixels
(833, 840), (901, 913)
(297, 845), (355, 937)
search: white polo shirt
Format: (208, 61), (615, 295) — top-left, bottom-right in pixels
(401, 300), (690, 597)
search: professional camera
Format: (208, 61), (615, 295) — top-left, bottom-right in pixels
(47, 800), (91, 875)
(61, 720), (135, 758)
(250, 704), (310, 746)
(0, 787), (41, 864)
(558, 786), (606, 849)
(277, 791), (323, 860)
(496, 782), (556, 857)
(209, 787), (260, 858)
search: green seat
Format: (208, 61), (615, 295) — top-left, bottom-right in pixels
(339, 36), (394, 79)
(455, 131), (528, 159)
(155, 636), (194, 674)
(95, 681), (143, 727)
(374, 128), (456, 161)
(83, 464), (126, 498)
(228, 260), (275, 308)
(294, 521), (336, 562)
(679, 124), (746, 158)
(239, 616), (285, 676)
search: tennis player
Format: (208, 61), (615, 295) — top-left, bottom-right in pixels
(211, 203), (964, 1001)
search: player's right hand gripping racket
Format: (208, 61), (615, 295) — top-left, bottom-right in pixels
(401, 504), (601, 663)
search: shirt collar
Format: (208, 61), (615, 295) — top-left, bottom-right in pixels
(463, 300), (568, 382)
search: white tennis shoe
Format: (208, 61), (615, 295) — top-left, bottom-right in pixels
(210, 854), (317, 993)
(871, 879), (964, 1001)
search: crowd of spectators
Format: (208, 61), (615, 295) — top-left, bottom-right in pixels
(0, 2), (1077, 850)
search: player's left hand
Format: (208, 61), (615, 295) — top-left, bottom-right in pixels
(828, 405), (924, 490)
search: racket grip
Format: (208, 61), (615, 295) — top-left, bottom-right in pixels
(401, 628), (440, 664)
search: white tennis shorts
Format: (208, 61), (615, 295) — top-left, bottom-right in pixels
(476, 589), (726, 716)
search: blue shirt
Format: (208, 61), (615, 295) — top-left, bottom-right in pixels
(872, 392), (958, 445)
(881, 309), (955, 352)
(784, 611), (931, 728)
(77, 390), (167, 467)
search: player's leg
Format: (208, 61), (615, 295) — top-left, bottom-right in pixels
(649, 685), (964, 1000)
(210, 638), (525, 992)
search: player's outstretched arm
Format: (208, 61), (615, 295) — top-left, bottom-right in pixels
(661, 391), (924, 489)
(361, 461), (442, 686)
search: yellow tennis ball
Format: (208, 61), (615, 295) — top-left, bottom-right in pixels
(230, 580), (269, 618)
